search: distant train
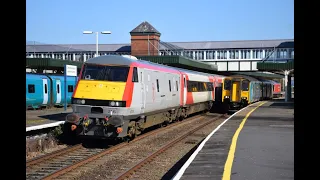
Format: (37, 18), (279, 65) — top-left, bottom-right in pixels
(63, 55), (278, 140)
(269, 80), (282, 98)
(26, 73), (78, 109)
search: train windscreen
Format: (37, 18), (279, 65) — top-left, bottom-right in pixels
(81, 64), (130, 82)
(224, 79), (231, 90)
(241, 80), (249, 91)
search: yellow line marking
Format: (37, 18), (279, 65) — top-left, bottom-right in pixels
(222, 101), (267, 180)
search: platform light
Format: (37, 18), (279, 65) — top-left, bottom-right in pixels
(101, 31), (111, 34)
(82, 30), (112, 57)
(83, 31), (93, 34)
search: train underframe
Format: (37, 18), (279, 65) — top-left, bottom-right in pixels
(229, 98), (249, 110)
(64, 101), (214, 140)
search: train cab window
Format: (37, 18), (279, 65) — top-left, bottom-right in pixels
(68, 85), (74, 92)
(207, 82), (213, 91)
(28, 84), (35, 93)
(241, 80), (249, 91)
(169, 80), (171, 92)
(176, 81), (178, 91)
(156, 79), (159, 92)
(81, 64), (130, 82)
(132, 67), (138, 82)
(224, 79), (231, 90)
(45, 84), (48, 94)
(57, 84), (60, 93)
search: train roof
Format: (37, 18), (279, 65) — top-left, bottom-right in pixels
(86, 55), (180, 72)
(230, 74), (260, 82)
(262, 79), (281, 84)
(26, 73), (49, 79)
(86, 55), (225, 77)
(173, 66), (224, 77)
(26, 73), (77, 80)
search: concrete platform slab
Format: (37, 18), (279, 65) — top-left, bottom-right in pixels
(173, 100), (294, 180)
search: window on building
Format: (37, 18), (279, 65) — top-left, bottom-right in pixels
(230, 50), (235, 59)
(235, 50), (239, 59)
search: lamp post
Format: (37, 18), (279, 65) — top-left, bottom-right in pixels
(83, 30), (111, 57)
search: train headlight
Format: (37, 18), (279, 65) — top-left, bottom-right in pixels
(110, 101), (116, 106)
(72, 98), (86, 105)
(241, 97), (247, 100)
(224, 96), (230, 99)
(109, 101), (125, 107)
(81, 100), (85, 104)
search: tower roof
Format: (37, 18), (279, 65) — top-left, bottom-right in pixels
(130, 21), (161, 36)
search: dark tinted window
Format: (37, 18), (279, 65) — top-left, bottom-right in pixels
(28, 84), (35, 93)
(224, 79), (231, 90)
(68, 85), (74, 92)
(187, 81), (213, 92)
(44, 84), (48, 94)
(156, 79), (159, 92)
(132, 67), (138, 82)
(241, 80), (249, 91)
(81, 64), (130, 82)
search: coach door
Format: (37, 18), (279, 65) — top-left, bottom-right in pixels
(56, 79), (62, 104)
(166, 74), (173, 107)
(42, 79), (48, 105)
(231, 81), (241, 102)
(183, 75), (187, 106)
(140, 69), (146, 111)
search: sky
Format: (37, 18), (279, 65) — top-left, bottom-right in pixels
(26, 0), (294, 44)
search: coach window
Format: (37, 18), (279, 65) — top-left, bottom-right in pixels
(207, 82), (213, 91)
(44, 84), (48, 94)
(169, 80), (171, 92)
(28, 84), (35, 93)
(156, 79), (159, 92)
(241, 80), (249, 91)
(176, 81), (178, 91)
(68, 85), (74, 92)
(132, 67), (139, 82)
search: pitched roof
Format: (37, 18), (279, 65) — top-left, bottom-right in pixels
(130, 21), (161, 35)
(26, 39), (294, 53)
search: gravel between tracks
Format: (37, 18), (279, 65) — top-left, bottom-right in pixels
(55, 113), (227, 180)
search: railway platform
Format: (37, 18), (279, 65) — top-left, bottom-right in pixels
(26, 107), (72, 132)
(173, 99), (294, 180)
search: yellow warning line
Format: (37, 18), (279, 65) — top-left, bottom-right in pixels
(222, 101), (267, 180)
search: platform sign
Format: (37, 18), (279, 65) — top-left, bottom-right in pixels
(64, 65), (78, 111)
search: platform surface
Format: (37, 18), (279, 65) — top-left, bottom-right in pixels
(174, 99), (294, 180)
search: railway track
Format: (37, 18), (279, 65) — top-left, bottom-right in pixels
(26, 113), (208, 180)
(113, 114), (224, 180)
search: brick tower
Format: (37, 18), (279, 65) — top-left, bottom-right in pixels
(130, 21), (161, 56)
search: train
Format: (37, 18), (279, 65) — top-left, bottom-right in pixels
(62, 55), (280, 140)
(26, 73), (78, 109)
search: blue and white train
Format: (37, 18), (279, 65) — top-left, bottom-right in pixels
(26, 73), (78, 109)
